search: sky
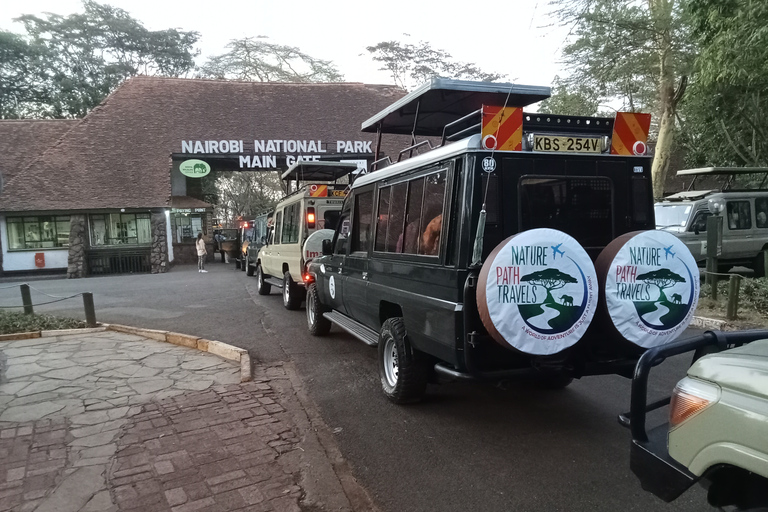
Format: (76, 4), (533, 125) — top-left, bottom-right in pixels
(0, 0), (571, 89)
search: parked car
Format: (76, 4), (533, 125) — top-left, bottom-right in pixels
(655, 167), (768, 275)
(212, 228), (240, 264)
(625, 329), (768, 510)
(252, 161), (357, 309)
(305, 79), (688, 404)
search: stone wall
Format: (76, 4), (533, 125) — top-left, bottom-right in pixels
(150, 211), (169, 274)
(67, 214), (87, 278)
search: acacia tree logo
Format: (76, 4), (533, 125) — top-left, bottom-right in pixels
(634, 268), (688, 329)
(521, 268), (577, 305)
(636, 269), (685, 303)
(518, 268), (584, 333)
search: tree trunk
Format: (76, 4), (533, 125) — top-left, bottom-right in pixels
(652, 95), (676, 199)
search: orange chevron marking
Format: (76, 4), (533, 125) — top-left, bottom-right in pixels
(482, 106), (523, 151)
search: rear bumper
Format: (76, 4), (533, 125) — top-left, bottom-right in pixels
(630, 424), (697, 502)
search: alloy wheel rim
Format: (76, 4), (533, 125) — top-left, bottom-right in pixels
(383, 337), (399, 387)
(307, 292), (316, 326)
(284, 279), (290, 304)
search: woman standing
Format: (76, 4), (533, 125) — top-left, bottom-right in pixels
(196, 233), (208, 273)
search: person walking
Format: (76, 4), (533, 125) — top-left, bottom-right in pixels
(196, 232), (208, 273)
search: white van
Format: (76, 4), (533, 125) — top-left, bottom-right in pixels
(252, 161), (358, 309)
(655, 167), (768, 275)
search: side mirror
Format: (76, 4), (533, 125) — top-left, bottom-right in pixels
(322, 239), (333, 256)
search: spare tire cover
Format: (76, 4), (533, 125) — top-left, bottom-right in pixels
(596, 230), (699, 349)
(303, 229), (335, 262)
(478, 228), (599, 355)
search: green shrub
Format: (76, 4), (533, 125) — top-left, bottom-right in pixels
(0, 311), (86, 335)
(699, 277), (768, 320)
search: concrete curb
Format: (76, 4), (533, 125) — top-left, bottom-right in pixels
(0, 324), (252, 382)
(103, 323), (252, 382)
(690, 315), (734, 331)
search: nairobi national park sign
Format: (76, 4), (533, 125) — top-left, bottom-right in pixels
(180, 139), (374, 169)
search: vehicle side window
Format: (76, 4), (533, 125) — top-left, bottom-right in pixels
(386, 183), (408, 252)
(335, 214), (350, 254)
(375, 187), (391, 252)
(419, 172), (447, 256)
(274, 211), (282, 244)
(756, 198), (768, 229)
(351, 191), (373, 253)
(281, 203), (300, 244)
(403, 178), (425, 254)
(726, 201), (751, 230)
(689, 211), (710, 233)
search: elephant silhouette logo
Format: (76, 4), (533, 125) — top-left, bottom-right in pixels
(671, 293), (682, 304)
(193, 163), (207, 174)
(560, 295), (574, 306)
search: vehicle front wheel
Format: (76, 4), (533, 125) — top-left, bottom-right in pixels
(306, 283), (331, 336)
(753, 251), (767, 278)
(378, 317), (429, 404)
(235, 257), (241, 269)
(256, 265), (271, 295)
(283, 272), (302, 310)
(246, 260), (255, 276)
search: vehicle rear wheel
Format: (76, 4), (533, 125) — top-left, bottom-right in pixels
(283, 272), (302, 310)
(306, 283), (331, 336)
(246, 260), (254, 276)
(256, 265), (271, 295)
(235, 259), (241, 269)
(378, 317), (429, 404)
(241, 258), (247, 272)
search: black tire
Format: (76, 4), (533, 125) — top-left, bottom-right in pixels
(246, 260), (254, 276)
(282, 272), (302, 310)
(306, 283), (331, 336)
(536, 373), (574, 390)
(241, 258), (247, 272)
(256, 264), (271, 295)
(378, 317), (429, 404)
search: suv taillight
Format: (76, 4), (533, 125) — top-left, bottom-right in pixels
(306, 207), (316, 229)
(669, 377), (720, 429)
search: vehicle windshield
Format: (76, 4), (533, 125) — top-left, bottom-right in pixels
(654, 203), (692, 228)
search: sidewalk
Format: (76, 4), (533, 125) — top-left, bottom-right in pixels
(0, 330), (374, 512)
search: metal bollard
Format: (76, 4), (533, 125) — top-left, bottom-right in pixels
(726, 275), (741, 321)
(82, 292), (97, 327)
(20, 284), (33, 315)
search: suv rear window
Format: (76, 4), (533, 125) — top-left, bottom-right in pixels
(519, 176), (612, 248)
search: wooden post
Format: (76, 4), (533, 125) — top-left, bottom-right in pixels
(82, 292), (96, 328)
(763, 250), (768, 278)
(706, 216), (722, 298)
(726, 274), (741, 320)
(20, 284), (33, 315)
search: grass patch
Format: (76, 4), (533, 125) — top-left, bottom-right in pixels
(0, 310), (86, 335)
(698, 277), (768, 328)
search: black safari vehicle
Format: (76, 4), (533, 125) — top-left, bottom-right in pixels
(306, 79), (664, 403)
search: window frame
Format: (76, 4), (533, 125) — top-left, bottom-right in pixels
(89, 213), (152, 247)
(370, 165), (451, 261)
(726, 200), (752, 231)
(5, 215), (72, 251)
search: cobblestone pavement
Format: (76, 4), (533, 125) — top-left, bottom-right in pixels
(0, 331), (371, 512)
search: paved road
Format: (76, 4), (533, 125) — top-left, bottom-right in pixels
(1, 265), (711, 511)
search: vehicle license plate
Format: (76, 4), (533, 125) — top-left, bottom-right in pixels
(331, 190), (347, 197)
(533, 135), (601, 153)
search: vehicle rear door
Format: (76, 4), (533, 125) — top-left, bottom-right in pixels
(262, 210), (282, 277)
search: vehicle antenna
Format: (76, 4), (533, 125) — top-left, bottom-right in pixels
(471, 86), (514, 267)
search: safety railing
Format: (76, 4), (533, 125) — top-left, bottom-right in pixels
(0, 283), (96, 327)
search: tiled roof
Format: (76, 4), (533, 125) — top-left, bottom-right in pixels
(0, 76), (407, 212)
(170, 196), (212, 209)
(0, 119), (78, 186)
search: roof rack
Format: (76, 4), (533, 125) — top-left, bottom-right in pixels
(361, 78), (551, 168)
(678, 167), (768, 192)
(281, 161), (360, 196)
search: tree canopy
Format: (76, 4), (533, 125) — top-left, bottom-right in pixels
(366, 37), (505, 90)
(680, 0), (768, 167)
(548, 0), (696, 198)
(198, 37), (343, 83)
(0, 1), (200, 119)
(538, 76), (602, 117)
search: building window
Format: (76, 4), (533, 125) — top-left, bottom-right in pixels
(90, 213), (151, 246)
(173, 214), (204, 243)
(6, 216), (71, 250)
